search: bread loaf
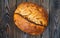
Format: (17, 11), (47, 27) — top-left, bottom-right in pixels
(13, 2), (48, 35)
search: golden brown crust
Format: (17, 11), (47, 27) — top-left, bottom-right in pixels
(14, 14), (45, 35)
(13, 2), (48, 35)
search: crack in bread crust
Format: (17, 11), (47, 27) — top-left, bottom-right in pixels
(14, 13), (46, 27)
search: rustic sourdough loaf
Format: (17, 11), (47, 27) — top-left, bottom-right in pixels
(13, 2), (48, 35)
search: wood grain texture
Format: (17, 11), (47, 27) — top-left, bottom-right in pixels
(49, 0), (60, 38)
(0, 0), (60, 38)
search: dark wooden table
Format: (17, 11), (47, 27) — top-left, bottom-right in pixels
(0, 0), (60, 38)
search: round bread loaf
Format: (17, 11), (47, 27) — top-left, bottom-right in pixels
(13, 2), (48, 35)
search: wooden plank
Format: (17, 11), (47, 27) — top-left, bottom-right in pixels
(7, 0), (16, 38)
(49, 0), (60, 38)
(16, 0), (23, 6)
(8, 0), (16, 9)
(27, 0), (40, 4)
(1, 0), (8, 38)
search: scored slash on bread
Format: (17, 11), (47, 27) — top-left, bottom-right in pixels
(13, 2), (48, 35)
